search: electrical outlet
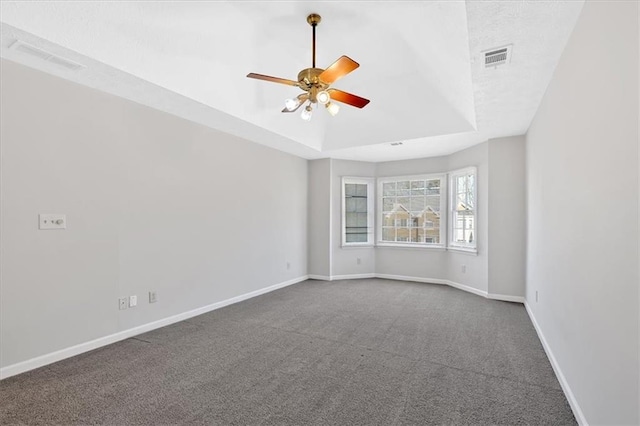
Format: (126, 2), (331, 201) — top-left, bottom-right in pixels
(356, 258), (361, 265)
(149, 291), (157, 304)
(39, 214), (66, 230)
(129, 295), (137, 307)
(286, 262), (291, 270)
(461, 264), (466, 273)
(118, 298), (127, 310)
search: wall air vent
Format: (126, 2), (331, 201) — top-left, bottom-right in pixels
(390, 142), (403, 146)
(483, 44), (512, 68)
(9, 40), (85, 71)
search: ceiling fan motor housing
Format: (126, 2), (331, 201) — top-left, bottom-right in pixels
(297, 68), (328, 100)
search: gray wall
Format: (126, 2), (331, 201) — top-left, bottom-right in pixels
(308, 159), (331, 278)
(445, 143), (489, 293)
(525, 1), (639, 423)
(375, 143), (490, 293)
(330, 160), (377, 277)
(1, 60), (308, 368)
(374, 155), (450, 281)
(488, 136), (526, 297)
(329, 140), (524, 299)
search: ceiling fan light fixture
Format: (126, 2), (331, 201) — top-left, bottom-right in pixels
(284, 97), (301, 111)
(317, 90), (331, 105)
(247, 14), (370, 117)
(326, 102), (340, 116)
(301, 104), (313, 121)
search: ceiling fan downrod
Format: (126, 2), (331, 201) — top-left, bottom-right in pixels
(307, 13), (321, 68)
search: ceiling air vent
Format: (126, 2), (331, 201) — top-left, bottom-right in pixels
(9, 40), (85, 71)
(483, 44), (512, 68)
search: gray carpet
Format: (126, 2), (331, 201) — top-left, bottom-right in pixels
(0, 278), (576, 425)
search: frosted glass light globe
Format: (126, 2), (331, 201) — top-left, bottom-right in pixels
(317, 90), (331, 105)
(326, 102), (340, 116)
(300, 105), (313, 121)
(284, 98), (300, 111)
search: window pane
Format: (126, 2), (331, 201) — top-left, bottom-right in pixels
(411, 180), (425, 189)
(382, 227), (395, 241)
(426, 195), (440, 211)
(411, 180), (425, 196)
(379, 177), (442, 245)
(411, 228), (423, 242)
(383, 197), (394, 212)
(383, 182), (396, 196)
(344, 180), (371, 245)
(346, 198), (357, 212)
(355, 184), (367, 197)
(347, 233), (367, 243)
(426, 179), (440, 195)
(383, 213), (395, 227)
(466, 176), (475, 209)
(397, 181), (411, 196)
(356, 212), (368, 227)
(346, 212), (357, 227)
(452, 168), (475, 246)
(410, 196), (425, 213)
(397, 197), (410, 209)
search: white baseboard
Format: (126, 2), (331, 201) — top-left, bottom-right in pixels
(444, 279), (488, 298)
(375, 274), (528, 303)
(375, 273), (449, 286)
(0, 275), (309, 380)
(376, 274), (490, 298)
(330, 273), (376, 280)
(524, 302), (587, 425)
(308, 273), (376, 281)
(308, 274), (331, 281)
(487, 293), (526, 303)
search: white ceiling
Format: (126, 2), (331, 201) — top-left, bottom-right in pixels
(0, 1), (584, 162)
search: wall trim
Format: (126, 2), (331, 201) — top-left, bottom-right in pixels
(444, 279), (488, 298)
(487, 293), (525, 303)
(331, 273), (376, 280)
(376, 273), (489, 298)
(308, 274), (331, 281)
(375, 273), (449, 286)
(0, 275), (309, 380)
(324, 270), (520, 301)
(524, 302), (587, 426)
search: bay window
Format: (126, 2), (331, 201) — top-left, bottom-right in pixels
(449, 167), (477, 251)
(377, 174), (447, 247)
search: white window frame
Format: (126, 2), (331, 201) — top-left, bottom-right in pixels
(377, 173), (447, 248)
(448, 167), (477, 253)
(341, 177), (375, 247)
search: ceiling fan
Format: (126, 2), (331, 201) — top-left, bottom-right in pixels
(247, 13), (370, 121)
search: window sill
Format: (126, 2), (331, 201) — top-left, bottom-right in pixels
(375, 243), (446, 251)
(448, 246), (478, 255)
(341, 244), (375, 249)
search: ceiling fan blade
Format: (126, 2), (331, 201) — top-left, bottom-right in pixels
(328, 89), (370, 109)
(282, 94), (309, 113)
(319, 56), (359, 84)
(247, 73), (298, 86)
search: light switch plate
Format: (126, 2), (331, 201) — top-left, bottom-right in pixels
(39, 214), (66, 230)
(129, 295), (137, 307)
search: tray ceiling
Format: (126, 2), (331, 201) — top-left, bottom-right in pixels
(0, 1), (584, 161)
